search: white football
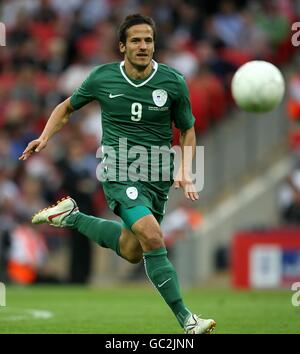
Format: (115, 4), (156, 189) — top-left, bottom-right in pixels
(231, 60), (285, 113)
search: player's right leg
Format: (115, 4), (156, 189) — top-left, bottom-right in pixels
(31, 197), (142, 263)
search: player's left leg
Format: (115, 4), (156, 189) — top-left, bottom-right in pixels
(31, 197), (143, 263)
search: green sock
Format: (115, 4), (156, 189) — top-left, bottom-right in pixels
(143, 247), (191, 328)
(67, 212), (122, 256)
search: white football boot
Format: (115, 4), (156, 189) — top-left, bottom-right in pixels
(184, 314), (216, 334)
(32, 197), (79, 227)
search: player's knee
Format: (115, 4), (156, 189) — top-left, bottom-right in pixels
(148, 238), (164, 250)
(132, 218), (164, 250)
(142, 231), (164, 250)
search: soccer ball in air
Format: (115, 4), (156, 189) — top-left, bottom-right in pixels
(231, 60), (285, 113)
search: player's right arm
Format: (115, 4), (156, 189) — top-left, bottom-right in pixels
(19, 97), (74, 161)
(20, 65), (99, 161)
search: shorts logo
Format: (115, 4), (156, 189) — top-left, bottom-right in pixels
(126, 187), (138, 200)
(152, 89), (168, 107)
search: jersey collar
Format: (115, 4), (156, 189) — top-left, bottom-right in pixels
(119, 60), (158, 87)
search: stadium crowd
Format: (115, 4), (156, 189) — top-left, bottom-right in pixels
(0, 0), (298, 284)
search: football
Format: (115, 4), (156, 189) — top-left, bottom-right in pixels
(231, 60), (285, 113)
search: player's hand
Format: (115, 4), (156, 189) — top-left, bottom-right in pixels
(19, 138), (48, 161)
(174, 178), (199, 201)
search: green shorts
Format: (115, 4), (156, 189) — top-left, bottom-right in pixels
(101, 180), (172, 226)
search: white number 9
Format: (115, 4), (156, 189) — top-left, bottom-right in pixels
(131, 102), (142, 121)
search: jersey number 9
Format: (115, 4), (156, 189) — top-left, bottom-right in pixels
(131, 102), (142, 121)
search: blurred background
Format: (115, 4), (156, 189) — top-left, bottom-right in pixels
(0, 0), (299, 290)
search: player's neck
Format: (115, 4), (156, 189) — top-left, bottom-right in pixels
(124, 60), (153, 80)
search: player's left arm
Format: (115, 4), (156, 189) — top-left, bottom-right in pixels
(174, 126), (199, 201)
(172, 73), (198, 201)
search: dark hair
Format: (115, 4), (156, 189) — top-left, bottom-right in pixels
(118, 14), (156, 44)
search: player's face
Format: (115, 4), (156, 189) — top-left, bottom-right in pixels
(120, 24), (154, 70)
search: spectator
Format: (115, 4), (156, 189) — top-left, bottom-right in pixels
(7, 223), (48, 285)
(56, 138), (98, 283)
(287, 68), (300, 122)
(212, 0), (245, 48)
(278, 158), (300, 224)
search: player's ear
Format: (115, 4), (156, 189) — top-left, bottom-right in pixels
(119, 42), (125, 54)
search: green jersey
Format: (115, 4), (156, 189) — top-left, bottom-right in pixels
(70, 60), (195, 183)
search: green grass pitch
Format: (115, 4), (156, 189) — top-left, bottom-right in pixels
(0, 285), (299, 333)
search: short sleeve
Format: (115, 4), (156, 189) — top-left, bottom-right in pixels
(172, 75), (195, 131)
(70, 69), (96, 110)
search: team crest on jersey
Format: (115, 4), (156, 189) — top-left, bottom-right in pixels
(152, 89), (168, 107)
(126, 187), (138, 200)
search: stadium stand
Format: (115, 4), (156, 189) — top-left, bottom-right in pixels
(0, 0), (298, 284)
